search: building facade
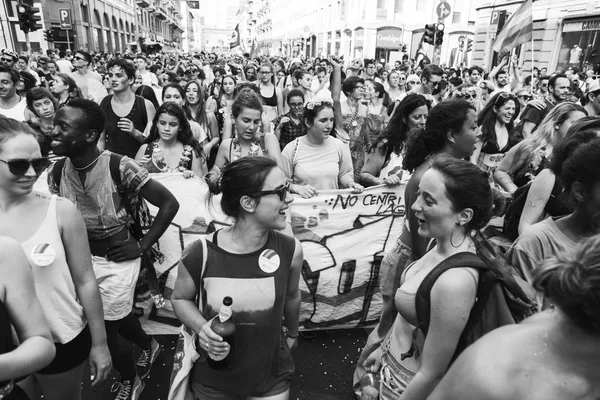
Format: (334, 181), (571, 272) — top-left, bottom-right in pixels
(0, 0), (182, 54)
(473, 0), (600, 74)
(248, 0), (477, 65)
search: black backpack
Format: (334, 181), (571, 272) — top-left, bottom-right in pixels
(411, 232), (537, 365)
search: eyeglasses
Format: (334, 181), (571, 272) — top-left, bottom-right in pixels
(0, 157), (50, 176)
(249, 182), (290, 201)
(289, 102), (304, 108)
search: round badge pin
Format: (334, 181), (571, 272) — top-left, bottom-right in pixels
(352, 120), (358, 127)
(258, 249), (280, 274)
(30, 243), (56, 266)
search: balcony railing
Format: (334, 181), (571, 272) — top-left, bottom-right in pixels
(136, 0), (150, 8)
(155, 7), (167, 19)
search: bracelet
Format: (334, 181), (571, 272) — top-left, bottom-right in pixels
(286, 332), (298, 339)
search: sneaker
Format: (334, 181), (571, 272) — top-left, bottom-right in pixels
(136, 338), (161, 380)
(111, 376), (145, 400)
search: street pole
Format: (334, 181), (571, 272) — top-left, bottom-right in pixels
(66, 28), (71, 50)
(24, 32), (31, 55)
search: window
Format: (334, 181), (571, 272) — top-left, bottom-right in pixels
(377, 0), (385, 7)
(394, 0), (403, 13)
(416, 0), (426, 12)
(452, 12), (462, 24)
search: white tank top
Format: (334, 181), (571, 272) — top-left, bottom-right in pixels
(21, 195), (86, 344)
(0, 97), (27, 121)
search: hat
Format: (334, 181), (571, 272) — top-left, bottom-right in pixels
(586, 79), (600, 94)
(2, 50), (17, 60)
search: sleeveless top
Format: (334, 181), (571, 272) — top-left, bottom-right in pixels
(0, 299), (14, 387)
(182, 230), (296, 396)
(394, 259), (478, 360)
(102, 95), (148, 158)
(228, 136), (267, 164)
(21, 196), (87, 344)
(260, 84), (278, 107)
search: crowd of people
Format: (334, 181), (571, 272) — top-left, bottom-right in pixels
(0, 45), (599, 400)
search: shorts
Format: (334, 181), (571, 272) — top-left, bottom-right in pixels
(379, 339), (416, 400)
(92, 256), (141, 321)
(190, 378), (290, 400)
(37, 325), (91, 375)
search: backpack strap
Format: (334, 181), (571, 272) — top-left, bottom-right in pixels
(415, 252), (487, 337)
(52, 157), (67, 190)
(109, 152), (125, 196)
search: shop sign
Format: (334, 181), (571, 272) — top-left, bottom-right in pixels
(354, 28), (364, 48)
(376, 28), (403, 49)
(563, 18), (600, 33)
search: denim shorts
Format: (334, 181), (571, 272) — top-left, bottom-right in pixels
(379, 339), (416, 400)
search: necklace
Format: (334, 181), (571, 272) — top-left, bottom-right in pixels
(72, 152), (103, 171)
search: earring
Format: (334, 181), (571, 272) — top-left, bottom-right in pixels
(450, 225), (467, 248)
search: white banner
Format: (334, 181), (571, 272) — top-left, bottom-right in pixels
(35, 173), (407, 333)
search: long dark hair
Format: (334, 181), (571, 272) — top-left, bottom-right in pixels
(217, 75), (238, 106)
(374, 93), (431, 161)
(403, 100), (476, 172)
(135, 85), (159, 109)
(184, 80), (208, 128)
(477, 92), (520, 150)
(148, 102), (204, 159)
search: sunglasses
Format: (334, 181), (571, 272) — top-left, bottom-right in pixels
(495, 92), (517, 104)
(0, 157), (50, 176)
(249, 182), (290, 201)
(1, 58), (14, 63)
(463, 94), (476, 100)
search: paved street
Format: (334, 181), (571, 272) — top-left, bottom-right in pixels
(77, 329), (369, 400)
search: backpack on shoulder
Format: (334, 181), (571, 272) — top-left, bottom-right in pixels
(52, 153), (164, 305)
(414, 230), (537, 365)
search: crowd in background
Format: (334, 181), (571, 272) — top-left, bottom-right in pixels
(0, 45), (599, 400)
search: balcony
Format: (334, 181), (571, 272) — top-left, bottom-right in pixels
(147, 4), (155, 12)
(136, 0), (150, 7)
(155, 7), (167, 20)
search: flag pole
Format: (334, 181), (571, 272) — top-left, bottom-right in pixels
(531, 36), (534, 79)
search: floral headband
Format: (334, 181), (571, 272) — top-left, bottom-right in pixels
(305, 100), (333, 110)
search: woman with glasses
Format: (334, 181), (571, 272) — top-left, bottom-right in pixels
(172, 156), (302, 400)
(472, 92), (520, 182)
(387, 71), (407, 102)
(50, 73), (82, 109)
(0, 118), (111, 400)
(257, 63), (283, 128)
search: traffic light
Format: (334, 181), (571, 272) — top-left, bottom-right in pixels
(43, 29), (54, 42)
(17, 3), (42, 33)
(467, 39), (474, 52)
(17, 3), (31, 32)
(435, 23), (445, 46)
(423, 24), (435, 45)
(29, 6), (42, 32)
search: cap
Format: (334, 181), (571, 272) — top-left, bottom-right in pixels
(586, 79), (600, 94)
(3, 50), (17, 60)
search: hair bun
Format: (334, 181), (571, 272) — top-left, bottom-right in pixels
(205, 171), (223, 195)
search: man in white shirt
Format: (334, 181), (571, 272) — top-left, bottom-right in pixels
(56, 50), (73, 73)
(135, 55), (158, 87)
(0, 64), (27, 121)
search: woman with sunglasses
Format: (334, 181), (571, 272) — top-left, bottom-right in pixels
(50, 73), (82, 109)
(0, 236), (56, 400)
(387, 71), (407, 102)
(172, 156), (302, 400)
(472, 92), (520, 182)
(0, 118), (111, 400)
